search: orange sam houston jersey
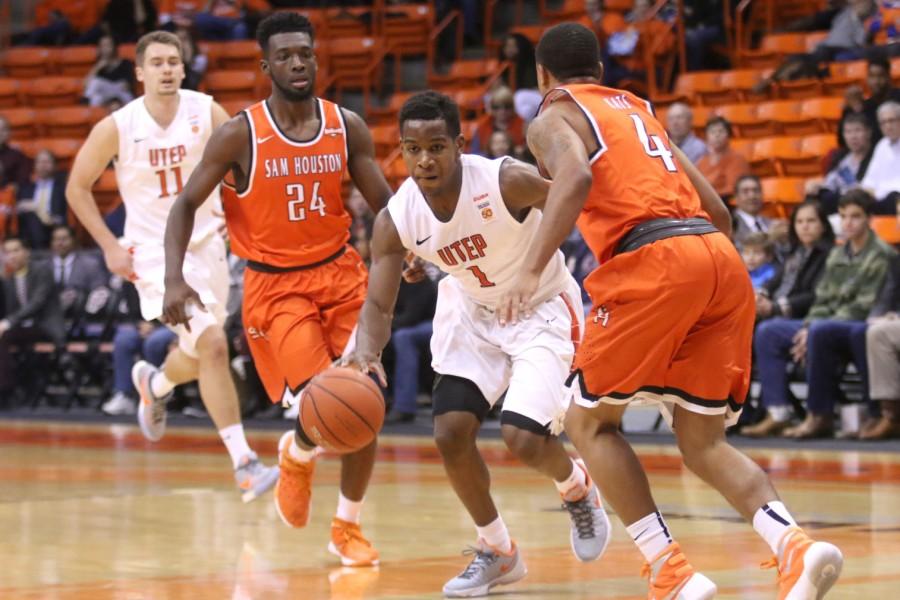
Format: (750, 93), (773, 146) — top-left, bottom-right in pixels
(222, 98), (352, 267)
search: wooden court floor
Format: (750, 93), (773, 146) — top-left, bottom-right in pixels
(1, 420), (899, 599)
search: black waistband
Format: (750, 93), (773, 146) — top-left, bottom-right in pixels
(246, 246), (346, 273)
(614, 218), (719, 256)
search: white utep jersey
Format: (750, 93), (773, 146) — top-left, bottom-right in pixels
(388, 154), (571, 309)
(112, 89), (221, 246)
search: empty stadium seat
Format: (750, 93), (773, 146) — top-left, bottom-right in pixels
(217, 40), (261, 71)
(1, 47), (56, 78)
(382, 4), (433, 57)
(91, 168), (120, 214)
(714, 103), (768, 138)
(367, 91), (416, 126)
(822, 60), (867, 96)
(325, 36), (385, 91)
(22, 77), (83, 108)
(0, 108), (38, 139)
(15, 138), (82, 170)
(428, 58), (508, 90)
(740, 33), (807, 69)
(0, 79), (21, 108)
(776, 77), (823, 100)
(761, 176), (805, 204)
(757, 100), (820, 135)
(717, 69), (770, 103)
(39, 106), (106, 138)
(369, 124), (400, 158)
(872, 215), (900, 245)
(802, 96), (845, 132)
(325, 7), (373, 38)
(57, 45), (99, 77)
(205, 70), (257, 101)
(752, 136), (801, 177)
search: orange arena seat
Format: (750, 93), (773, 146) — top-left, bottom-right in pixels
(717, 69), (770, 103)
(871, 215), (900, 245)
(325, 7), (373, 38)
(15, 138), (82, 170)
(822, 60), (868, 95)
(741, 33), (807, 68)
(367, 91), (416, 126)
(91, 168), (121, 214)
(1, 47), (57, 78)
(39, 106), (106, 138)
(713, 103), (766, 138)
(369, 124), (400, 158)
(57, 45), (99, 77)
(801, 96), (845, 132)
(205, 70), (257, 102)
(757, 100), (820, 135)
(325, 36), (385, 91)
(428, 58), (506, 90)
(751, 136), (802, 177)
(0, 79), (21, 108)
(381, 4), (433, 57)
(0, 108), (39, 139)
(761, 176), (806, 204)
(217, 40), (261, 71)
(219, 99), (254, 116)
(22, 77), (83, 108)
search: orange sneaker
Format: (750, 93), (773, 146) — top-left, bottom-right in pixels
(641, 542), (717, 600)
(274, 430), (316, 528)
(328, 518), (380, 567)
(761, 527), (843, 600)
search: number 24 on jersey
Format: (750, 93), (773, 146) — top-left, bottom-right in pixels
(286, 182), (326, 222)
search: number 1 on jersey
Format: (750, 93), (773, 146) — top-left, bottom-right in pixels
(466, 265), (496, 288)
(156, 166), (184, 198)
(629, 114), (677, 172)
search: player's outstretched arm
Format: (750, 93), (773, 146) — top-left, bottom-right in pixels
(497, 105), (593, 325)
(498, 158), (551, 212)
(162, 116), (246, 328)
(342, 108), (393, 213)
(342, 208), (407, 386)
(66, 116), (135, 280)
(671, 144), (733, 238)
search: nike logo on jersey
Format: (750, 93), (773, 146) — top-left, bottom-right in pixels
(257, 135), (274, 144)
(133, 137), (146, 143)
(415, 235), (432, 245)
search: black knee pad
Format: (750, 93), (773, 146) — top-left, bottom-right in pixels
(432, 374), (491, 422)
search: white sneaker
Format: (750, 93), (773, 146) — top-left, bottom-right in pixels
(283, 401), (299, 420)
(102, 392), (136, 415)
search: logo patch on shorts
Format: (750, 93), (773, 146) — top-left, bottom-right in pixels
(593, 304), (610, 327)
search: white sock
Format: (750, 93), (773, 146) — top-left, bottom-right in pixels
(150, 371), (176, 398)
(753, 501), (798, 554)
(769, 405), (792, 422)
(219, 424), (253, 469)
(554, 458), (588, 501)
(475, 515), (512, 554)
(335, 492), (364, 524)
(288, 435), (317, 463)
(626, 511), (674, 563)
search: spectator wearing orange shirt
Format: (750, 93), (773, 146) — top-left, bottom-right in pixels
(471, 87), (526, 157)
(696, 116), (752, 201)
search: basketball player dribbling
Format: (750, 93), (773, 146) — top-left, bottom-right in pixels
(162, 13), (393, 567)
(66, 31), (279, 503)
(343, 92), (611, 597)
(500, 23), (843, 599)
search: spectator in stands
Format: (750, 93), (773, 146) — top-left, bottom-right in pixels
(387, 277), (438, 424)
(176, 27), (208, 91)
(756, 200), (835, 322)
(683, 0), (727, 71)
(839, 56), (900, 147)
(861, 101), (900, 213)
(500, 33), (538, 90)
(665, 102), (707, 164)
(83, 35), (136, 108)
(603, 0), (675, 87)
(754, 0), (881, 93)
(485, 131), (513, 159)
(471, 87), (526, 157)
(184, 1), (267, 41)
(101, 282), (177, 415)
(16, 151), (67, 250)
(863, 228), (900, 440)
(730, 175), (772, 248)
(0, 117), (32, 190)
(747, 190), (895, 438)
(76, 0), (159, 45)
(806, 112), (874, 213)
(49, 225), (107, 294)
(742, 232), (778, 289)
(696, 116), (752, 201)
(779, 0), (846, 33)
(0, 237), (66, 401)
(22, 5), (71, 46)
(582, 0), (627, 48)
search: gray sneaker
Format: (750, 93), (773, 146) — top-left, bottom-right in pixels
(101, 391), (136, 415)
(442, 540), (527, 598)
(234, 452), (280, 503)
(563, 462), (612, 562)
(133, 360), (172, 442)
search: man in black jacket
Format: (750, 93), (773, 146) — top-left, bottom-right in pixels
(0, 237), (65, 399)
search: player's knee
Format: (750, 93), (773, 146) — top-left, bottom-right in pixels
(501, 426), (543, 465)
(196, 327), (229, 364)
(433, 417), (476, 458)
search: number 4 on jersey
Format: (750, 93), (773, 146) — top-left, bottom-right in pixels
(629, 114), (677, 172)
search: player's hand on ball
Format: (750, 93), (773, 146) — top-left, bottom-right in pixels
(497, 271), (540, 326)
(103, 244), (136, 281)
(162, 278), (206, 332)
(341, 353), (387, 387)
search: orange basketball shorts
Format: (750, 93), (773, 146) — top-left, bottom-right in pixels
(242, 246), (368, 404)
(569, 232), (755, 426)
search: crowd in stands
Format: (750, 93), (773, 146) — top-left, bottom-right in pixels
(0, 0), (899, 439)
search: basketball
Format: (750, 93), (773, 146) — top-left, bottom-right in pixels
(299, 367), (385, 454)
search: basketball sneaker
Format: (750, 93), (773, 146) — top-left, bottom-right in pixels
(562, 459), (612, 562)
(328, 518), (380, 567)
(234, 452), (280, 503)
(641, 542), (717, 600)
(761, 527), (843, 599)
(274, 430), (316, 528)
(442, 540), (527, 598)
(133, 360), (172, 442)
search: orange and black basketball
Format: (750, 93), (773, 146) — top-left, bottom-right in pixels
(299, 367), (385, 453)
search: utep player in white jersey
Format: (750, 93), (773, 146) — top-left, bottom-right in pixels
(66, 31), (278, 502)
(343, 91), (611, 597)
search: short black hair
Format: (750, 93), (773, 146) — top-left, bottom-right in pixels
(838, 189), (876, 214)
(3, 236), (28, 249)
(868, 55), (890, 74)
(536, 22), (601, 81)
(842, 112), (872, 129)
(705, 115), (733, 137)
(735, 174), (761, 193)
(398, 91), (461, 138)
(256, 12), (315, 54)
(52, 224), (75, 237)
